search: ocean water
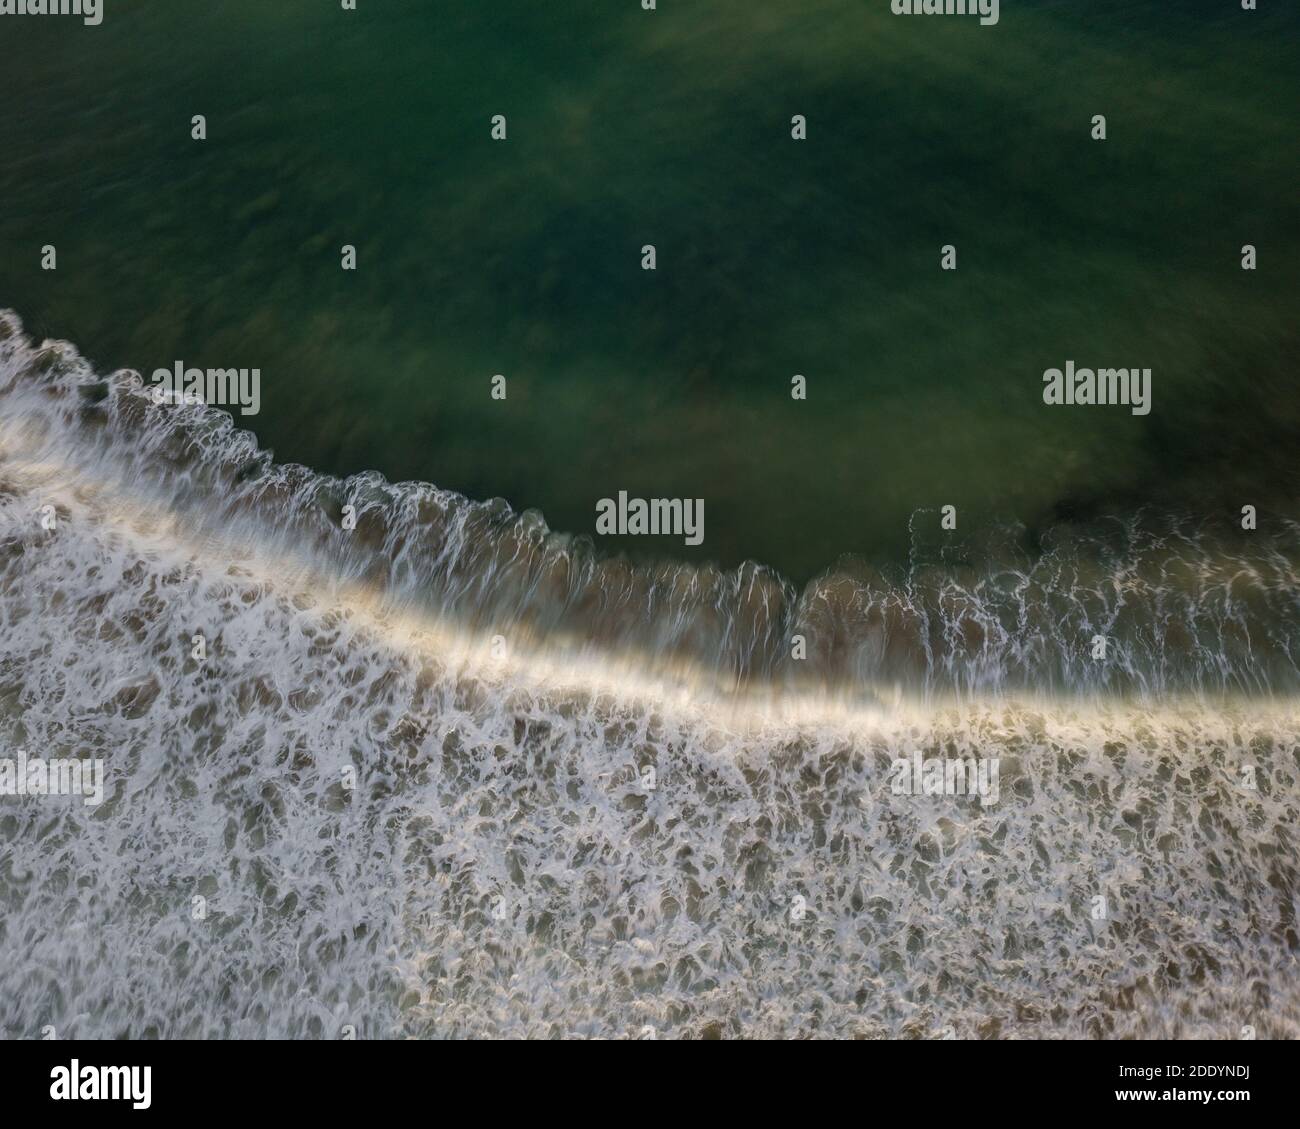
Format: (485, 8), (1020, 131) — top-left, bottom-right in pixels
(1, 0), (1297, 577)
(1, 0), (1298, 1040)
(1, 314), (1297, 1039)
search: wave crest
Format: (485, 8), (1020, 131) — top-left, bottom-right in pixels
(3, 309), (1298, 699)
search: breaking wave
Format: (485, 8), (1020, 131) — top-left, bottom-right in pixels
(3, 311), (1300, 700)
(1, 311), (1297, 1038)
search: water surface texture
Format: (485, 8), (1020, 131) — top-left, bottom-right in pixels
(0, 2), (1298, 1041)
(1, 0), (1297, 577)
(1, 314), (1297, 1039)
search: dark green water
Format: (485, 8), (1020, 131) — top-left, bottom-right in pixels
(1, 0), (1296, 580)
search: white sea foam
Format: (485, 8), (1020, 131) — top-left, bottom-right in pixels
(1, 312), (1297, 1038)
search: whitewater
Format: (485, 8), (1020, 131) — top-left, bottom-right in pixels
(0, 310), (1296, 1038)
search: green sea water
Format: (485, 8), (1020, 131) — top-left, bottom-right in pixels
(4, 1), (1300, 1048)
(1, 0), (1296, 580)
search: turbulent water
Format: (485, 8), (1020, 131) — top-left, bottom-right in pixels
(1, 313), (1297, 1038)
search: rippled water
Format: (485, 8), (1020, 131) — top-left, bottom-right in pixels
(1, 314), (1297, 1038)
(3, 1), (1297, 578)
